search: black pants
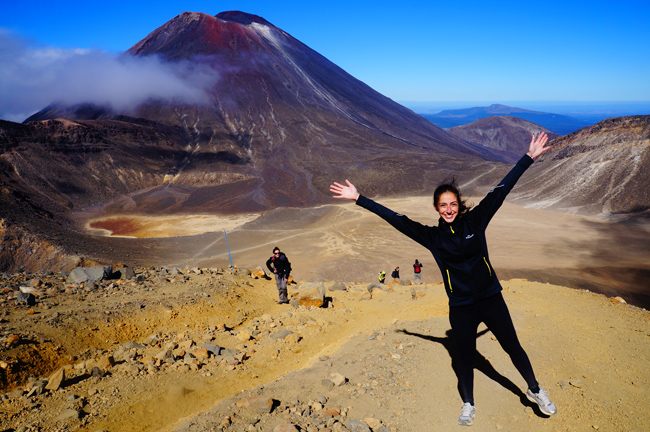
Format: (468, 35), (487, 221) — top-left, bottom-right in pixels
(448, 292), (538, 404)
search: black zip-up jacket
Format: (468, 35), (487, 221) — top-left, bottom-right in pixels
(266, 252), (292, 278)
(356, 155), (534, 307)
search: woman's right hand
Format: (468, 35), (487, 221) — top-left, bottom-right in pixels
(330, 179), (360, 201)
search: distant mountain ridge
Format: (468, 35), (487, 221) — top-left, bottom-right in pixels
(513, 115), (650, 218)
(447, 116), (559, 163)
(422, 104), (589, 136)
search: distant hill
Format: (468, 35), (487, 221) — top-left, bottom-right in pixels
(422, 104), (589, 136)
(513, 115), (650, 218)
(447, 116), (559, 163)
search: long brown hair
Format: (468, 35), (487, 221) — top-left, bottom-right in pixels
(433, 179), (471, 218)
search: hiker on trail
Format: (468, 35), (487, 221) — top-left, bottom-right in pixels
(330, 133), (557, 426)
(413, 259), (423, 282)
(265, 247), (291, 304)
(391, 267), (400, 280)
(378, 270), (386, 284)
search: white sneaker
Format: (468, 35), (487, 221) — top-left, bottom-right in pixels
(526, 388), (557, 416)
(458, 402), (475, 426)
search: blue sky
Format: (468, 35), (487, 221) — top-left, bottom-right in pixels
(1, 0), (649, 121)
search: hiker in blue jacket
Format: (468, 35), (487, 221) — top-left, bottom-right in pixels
(330, 132), (557, 426)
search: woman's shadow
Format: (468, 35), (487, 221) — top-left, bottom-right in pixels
(397, 327), (540, 413)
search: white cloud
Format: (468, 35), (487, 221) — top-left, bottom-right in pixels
(0, 30), (219, 122)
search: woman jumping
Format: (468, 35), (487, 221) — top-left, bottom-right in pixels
(330, 132), (557, 426)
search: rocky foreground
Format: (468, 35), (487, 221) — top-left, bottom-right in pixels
(1, 265), (649, 432)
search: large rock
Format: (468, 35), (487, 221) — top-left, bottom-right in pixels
(237, 396), (274, 414)
(346, 419), (371, 432)
(66, 266), (112, 284)
(251, 266), (268, 279)
(270, 329), (294, 340)
(16, 292), (36, 306)
(291, 282), (326, 309)
(45, 368), (65, 391)
(328, 282), (347, 291)
(113, 267), (135, 280)
(366, 283), (381, 292)
(328, 372), (347, 386)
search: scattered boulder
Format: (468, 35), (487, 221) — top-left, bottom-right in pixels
(271, 329), (294, 341)
(202, 343), (223, 356)
(285, 333), (302, 343)
(364, 418), (383, 430)
(192, 348), (210, 359)
(25, 278), (42, 287)
(251, 266), (269, 279)
(45, 368), (65, 391)
(19, 286), (43, 296)
(329, 282), (348, 291)
(322, 408), (341, 417)
(238, 268), (252, 276)
(236, 329), (253, 341)
(113, 267), (136, 280)
(273, 423), (299, 432)
(16, 292), (36, 306)
(122, 341), (146, 350)
(66, 266), (112, 284)
(346, 419), (371, 432)
(291, 282), (326, 309)
(366, 283), (381, 292)
(328, 372), (347, 386)
(237, 396), (275, 414)
(95, 356), (115, 369)
(4, 335), (20, 346)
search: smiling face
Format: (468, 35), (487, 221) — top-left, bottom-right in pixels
(435, 191), (459, 224)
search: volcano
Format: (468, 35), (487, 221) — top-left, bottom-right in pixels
(24, 11), (502, 214)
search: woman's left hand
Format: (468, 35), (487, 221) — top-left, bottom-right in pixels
(526, 132), (550, 159)
(330, 179), (360, 201)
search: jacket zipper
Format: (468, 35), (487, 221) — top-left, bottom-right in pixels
(483, 257), (492, 276)
(446, 225), (455, 291)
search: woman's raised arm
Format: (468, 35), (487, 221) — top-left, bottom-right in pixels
(330, 179), (360, 201)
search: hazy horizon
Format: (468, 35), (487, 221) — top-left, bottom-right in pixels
(401, 101), (650, 125)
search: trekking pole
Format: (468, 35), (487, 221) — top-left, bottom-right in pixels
(224, 229), (234, 268)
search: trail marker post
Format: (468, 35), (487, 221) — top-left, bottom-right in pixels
(224, 230), (234, 268)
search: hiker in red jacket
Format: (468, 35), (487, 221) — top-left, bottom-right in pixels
(413, 259), (423, 282)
